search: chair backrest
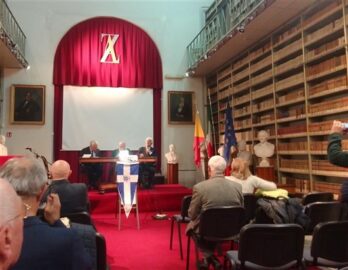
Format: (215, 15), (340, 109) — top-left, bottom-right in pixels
(302, 192), (334, 205)
(180, 195), (192, 218)
(304, 201), (343, 233)
(238, 224), (304, 268)
(199, 206), (245, 241)
(243, 193), (258, 224)
(96, 232), (107, 270)
(311, 221), (348, 263)
(64, 211), (94, 226)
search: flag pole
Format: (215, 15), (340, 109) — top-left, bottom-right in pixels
(207, 88), (217, 154)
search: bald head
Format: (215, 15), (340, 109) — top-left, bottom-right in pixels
(50, 160), (71, 180)
(0, 178), (23, 269)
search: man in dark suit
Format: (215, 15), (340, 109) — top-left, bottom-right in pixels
(0, 157), (92, 270)
(186, 155), (243, 269)
(138, 137), (156, 189)
(80, 140), (102, 190)
(41, 160), (89, 216)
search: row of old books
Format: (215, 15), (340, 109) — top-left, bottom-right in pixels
(277, 89), (304, 104)
(278, 124), (307, 136)
(278, 141), (308, 152)
(308, 74), (347, 97)
(280, 158), (309, 170)
(306, 36), (345, 61)
(312, 160), (348, 172)
(308, 96), (348, 114)
(306, 54), (345, 78)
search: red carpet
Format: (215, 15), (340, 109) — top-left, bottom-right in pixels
(89, 184), (192, 214)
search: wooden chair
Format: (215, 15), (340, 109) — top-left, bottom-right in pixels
(304, 220), (348, 269)
(225, 223), (305, 269)
(169, 195), (192, 260)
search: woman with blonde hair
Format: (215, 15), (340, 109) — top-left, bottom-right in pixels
(226, 157), (277, 193)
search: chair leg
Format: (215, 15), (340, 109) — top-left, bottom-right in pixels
(118, 197), (121, 230)
(170, 219), (175, 250)
(178, 222), (183, 260)
(136, 203), (140, 230)
(186, 236), (191, 270)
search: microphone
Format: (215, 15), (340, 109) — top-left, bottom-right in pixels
(26, 147), (32, 151)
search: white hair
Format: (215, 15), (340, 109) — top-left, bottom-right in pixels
(208, 155), (226, 176)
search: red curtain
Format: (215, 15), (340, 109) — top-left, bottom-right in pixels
(53, 17), (162, 182)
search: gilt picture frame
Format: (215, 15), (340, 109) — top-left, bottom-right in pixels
(168, 91), (195, 124)
(10, 84), (45, 125)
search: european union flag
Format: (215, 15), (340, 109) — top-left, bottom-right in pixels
(223, 102), (237, 162)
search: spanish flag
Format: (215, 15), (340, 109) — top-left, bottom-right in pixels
(193, 111), (205, 167)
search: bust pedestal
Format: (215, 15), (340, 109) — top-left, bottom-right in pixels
(255, 166), (276, 182)
(167, 163), (178, 184)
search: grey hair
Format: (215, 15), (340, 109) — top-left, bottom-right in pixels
(0, 178), (21, 223)
(0, 157), (47, 197)
(145, 137), (153, 143)
(208, 155), (226, 176)
(89, 140), (98, 146)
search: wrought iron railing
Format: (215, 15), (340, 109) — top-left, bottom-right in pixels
(0, 0), (27, 67)
(187, 0), (267, 71)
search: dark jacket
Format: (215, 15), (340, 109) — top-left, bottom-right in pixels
(41, 180), (89, 216)
(12, 217), (92, 270)
(327, 133), (348, 168)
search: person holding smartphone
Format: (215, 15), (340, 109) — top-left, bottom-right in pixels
(328, 120), (348, 206)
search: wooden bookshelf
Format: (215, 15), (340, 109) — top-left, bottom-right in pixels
(205, 0), (348, 196)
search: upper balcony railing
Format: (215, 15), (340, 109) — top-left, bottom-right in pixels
(0, 0), (27, 67)
(187, 0), (266, 71)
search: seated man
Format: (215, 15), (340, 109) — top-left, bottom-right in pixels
(80, 140), (103, 190)
(0, 157), (92, 270)
(41, 160), (89, 216)
(186, 155), (244, 270)
(0, 179), (23, 270)
(111, 141), (130, 158)
(138, 137), (156, 189)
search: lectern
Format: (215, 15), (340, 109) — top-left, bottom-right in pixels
(167, 163), (178, 184)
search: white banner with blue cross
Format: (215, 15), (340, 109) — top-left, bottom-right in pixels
(116, 162), (139, 218)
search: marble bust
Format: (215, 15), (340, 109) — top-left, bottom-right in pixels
(253, 130), (274, 167)
(165, 144), (178, 164)
(237, 140), (252, 165)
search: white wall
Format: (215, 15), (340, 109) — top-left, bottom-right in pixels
(2, 0), (211, 187)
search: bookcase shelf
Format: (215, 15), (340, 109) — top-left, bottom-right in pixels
(205, 0), (348, 196)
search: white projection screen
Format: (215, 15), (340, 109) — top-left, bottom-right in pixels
(62, 86), (153, 151)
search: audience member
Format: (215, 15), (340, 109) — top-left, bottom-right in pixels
(0, 135), (8, 156)
(186, 155), (243, 269)
(112, 141), (130, 158)
(328, 120), (348, 207)
(0, 157), (92, 270)
(253, 130), (274, 167)
(138, 137), (156, 189)
(80, 140), (102, 190)
(41, 160), (89, 216)
(226, 157), (277, 193)
(0, 179), (23, 270)
(165, 144), (178, 164)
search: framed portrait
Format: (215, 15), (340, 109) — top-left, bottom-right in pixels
(168, 91), (195, 124)
(10, 84), (45, 125)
